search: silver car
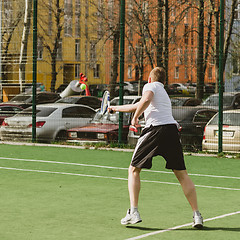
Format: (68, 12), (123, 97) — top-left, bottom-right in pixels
(202, 109), (240, 152)
(0, 103), (96, 142)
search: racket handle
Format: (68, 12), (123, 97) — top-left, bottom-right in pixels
(109, 109), (113, 114)
(129, 125), (138, 132)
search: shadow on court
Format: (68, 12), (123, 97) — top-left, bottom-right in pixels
(126, 226), (163, 231)
(126, 226), (240, 232)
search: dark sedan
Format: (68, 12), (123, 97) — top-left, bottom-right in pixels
(201, 92), (240, 110)
(127, 106), (217, 151)
(3, 92), (60, 109)
(173, 107), (217, 151)
(0, 104), (24, 125)
(56, 96), (101, 109)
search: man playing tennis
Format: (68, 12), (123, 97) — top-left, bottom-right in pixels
(108, 67), (203, 228)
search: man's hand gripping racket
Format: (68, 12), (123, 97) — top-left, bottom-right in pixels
(129, 116), (139, 132)
(101, 91), (114, 115)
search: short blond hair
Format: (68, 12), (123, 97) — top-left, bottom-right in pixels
(152, 67), (166, 84)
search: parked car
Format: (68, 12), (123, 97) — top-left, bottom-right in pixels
(0, 103), (96, 142)
(131, 80), (147, 95)
(171, 97), (201, 106)
(67, 96), (141, 143)
(3, 92), (60, 109)
(128, 106), (217, 151)
(89, 84), (108, 97)
(56, 84), (68, 93)
(110, 95), (141, 106)
(56, 96), (101, 109)
(115, 82), (137, 96)
(0, 104), (24, 125)
(201, 92), (240, 110)
(168, 83), (189, 94)
(204, 83), (215, 93)
(235, 86), (240, 92)
(185, 83), (196, 94)
(202, 109), (240, 152)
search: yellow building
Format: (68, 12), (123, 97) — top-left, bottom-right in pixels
(2, 0), (106, 93)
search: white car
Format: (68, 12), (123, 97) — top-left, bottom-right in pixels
(169, 83), (189, 94)
(0, 103), (96, 142)
(202, 109), (240, 152)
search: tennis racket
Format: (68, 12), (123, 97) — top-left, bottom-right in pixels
(101, 90), (113, 114)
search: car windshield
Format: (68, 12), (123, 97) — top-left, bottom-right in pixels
(201, 95), (233, 107)
(16, 107), (57, 117)
(209, 112), (240, 126)
(9, 94), (31, 102)
(56, 97), (78, 104)
(171, 98), (186, 106)
(91, 110), (130, 125)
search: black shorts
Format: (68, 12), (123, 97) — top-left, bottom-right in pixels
(131, 124), (186, 170)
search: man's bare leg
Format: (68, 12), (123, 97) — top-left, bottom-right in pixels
(128, 165), (141, 209)
(173, 169), (198, 211)
(120, 166), (142, 225)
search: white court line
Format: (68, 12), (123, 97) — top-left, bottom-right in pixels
(0, 166), (240, 191)
(125, 211), (240, 240)
(0, 156), (239, 180)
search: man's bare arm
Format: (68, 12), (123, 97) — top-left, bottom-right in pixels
(108, 102), (139, 113)
(131, 91), (153, 126)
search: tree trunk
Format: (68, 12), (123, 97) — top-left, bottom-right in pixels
(163, 0), (169, 86)
(19, 0), (32, 93)
(196, 0), (204, 100)
(156, 0), (164, 67)
(110, 29), (120, 97)
(51, 57), (57, 92)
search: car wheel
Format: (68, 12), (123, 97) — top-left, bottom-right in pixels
(55, 130), (67, 141)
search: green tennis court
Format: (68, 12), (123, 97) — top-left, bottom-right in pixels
(0, 143), (239, 240)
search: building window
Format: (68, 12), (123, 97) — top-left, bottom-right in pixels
(90, 41), (96, 62)
(185, 67), (188, 79)
(128, 65), (132, 79)
(234, 1), (240, 20)
(75, 64), (80, 78)
(64, 0), (73, 37)
(232, 56), (240, 74)
(56, 39), (62, 60)
(94, 64), (100, 78)
(48, 0), (52, 35)
(191, 27), (194, 45)
(37, 38), (43, 60)
(184, 24), (189, 44)
(75, 0), (81, 37)
(177, 48), (183, 64)
(128, 46), (133, 63)
(184, 49), (188, 64)
(208, 66), (213, 79)
(75, 39), (80, 61)
(174, 66), (179, 79)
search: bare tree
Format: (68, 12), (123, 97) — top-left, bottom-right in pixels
(1, 1), (24, 82)
(38, 0), (64, 92)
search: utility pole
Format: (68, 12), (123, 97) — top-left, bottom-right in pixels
(218, 0), (224, 153)
(118, 0), (125, 144)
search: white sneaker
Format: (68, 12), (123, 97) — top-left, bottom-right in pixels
(193, 212), (203, 228)
(121, 209), (142, 225)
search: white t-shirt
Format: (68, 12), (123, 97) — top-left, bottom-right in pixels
(142, 82), (177, 127)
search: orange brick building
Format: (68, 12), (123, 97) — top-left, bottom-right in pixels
(105, 0), (217, 87)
